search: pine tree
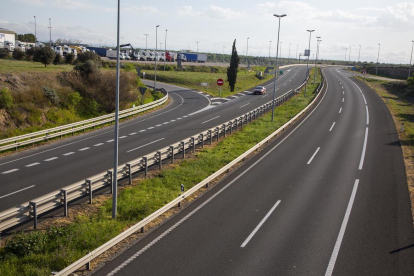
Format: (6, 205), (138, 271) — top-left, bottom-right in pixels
(227, 39), (240, 92)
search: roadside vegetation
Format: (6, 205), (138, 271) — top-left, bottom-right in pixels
(0, 68), (321, 276)
(357, 75), (414, 224)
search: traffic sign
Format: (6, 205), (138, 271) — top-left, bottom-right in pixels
(279, 70), (284, 75)
(138, 87), (147, 95)
(217, 79), (224, 86)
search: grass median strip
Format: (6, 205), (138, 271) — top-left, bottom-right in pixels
(0, 69), (321, 276)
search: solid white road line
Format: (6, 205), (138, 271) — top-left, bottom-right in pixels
(63, 152), (75, 156)
(241, 200), (281, 248)
(361, 93), (367, 105)
(2, 168), (19, 174)
(44, 157), (58, 161)
(359, 127), (369, 170)
(339, 107), (342, 113)
(366, 106), (369, 125)
(307, 147), (320, 164)
(329, 122), (336, 132)
(94, 143), (104, 147)
(127, 138), (165, 153)
(239, 103), (251, 108)
(0, 185), (35, 199)
(325, 179), (360, 276)
(25, 162), (40, 167)
(201, 116), (220, 124)
(78, 147), (90, 151)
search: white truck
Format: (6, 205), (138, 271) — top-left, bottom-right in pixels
(4, 41), (14, 51)
(15, 41), (26, 52)
(54, 45), (63, 56)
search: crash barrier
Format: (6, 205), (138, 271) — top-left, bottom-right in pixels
(0, 88), (168, 152)
(53, 68), (326, 276)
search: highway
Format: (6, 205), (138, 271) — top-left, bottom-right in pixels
(0, 65), (307, 212)
(94, 67), (414, 275)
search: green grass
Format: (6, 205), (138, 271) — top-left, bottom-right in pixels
(0, 69), (321, 276)
(0, 59), (74, 73)
(143, 69), (273, 97)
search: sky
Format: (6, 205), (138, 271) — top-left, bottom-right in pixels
(1, 0), (414, 64)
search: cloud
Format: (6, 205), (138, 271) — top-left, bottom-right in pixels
(18, 0), (44, 6)
(176, 5), (245, 19)
(124, 6), (158, 14)
(373, 2), (414, 29)
(53, 0), (92, 9)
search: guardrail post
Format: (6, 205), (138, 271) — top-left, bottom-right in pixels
(72, 126), (74, 136)
(127, 164), (132, 184)
(30, 202), (37, 230)
(205, 182), (209, 188)
(86, 179), (92, 204)
(60, 129), (62, 139)
(223, 124), (226, 138)
(181, 141), (185, 159)
(86, 252), (91, 270)
(157, 151), (162, 170)
(229, 122), (233, 134)
(241, 117), (244, 130)
(107, 170), (113, 194)
(208, 130), (212, 145)
(141, 225), (145, 233)
(61, 189), (68, 217)
(215, 127), (220, 141)
(191, 137), (195, 153)
(143, 157), (148, 176)
(170, 146), (175, 163)
(200, 134), (204, 148)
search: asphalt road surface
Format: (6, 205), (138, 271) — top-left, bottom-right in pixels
(0, 65), (307, 212)
(94, 67), (414, 276)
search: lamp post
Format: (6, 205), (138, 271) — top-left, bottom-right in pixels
(358, 45), (361, 63)
(344, 47), (347, 64)
(34, 16), (37, 44)
(408, 40), (414, 78)
(304, 29), (314, 97)
(271, 14), (286, 122)
(246, 37), (249, 65)
(288, 42), (291, 63)
(349, 45), (352, 63)
(280, 41), (282, 58)
(164, 29), (167, 71)
(48, 18), (52, 47)
(144, 34), (149, 49)
(269, 40), (272, 66)
(376, 43), (380, 76)
(222, 46), (225, 55)
(314, 37), (321, 83)
(296, 44), (298, 61)
(154, 25), (160, 89)
(112, 0), (121, 219)
(196, 41), (199, 53)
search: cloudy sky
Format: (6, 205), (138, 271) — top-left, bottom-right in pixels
(1, 0), (413, 64)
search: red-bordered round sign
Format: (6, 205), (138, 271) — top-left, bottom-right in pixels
(217, 79), (224, 86)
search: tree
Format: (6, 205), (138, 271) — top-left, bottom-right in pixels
(77, 51), (101, 64)
(227, 39), (240, 92)
(35, 47), (55, 67)
(16, 33), (36, 43)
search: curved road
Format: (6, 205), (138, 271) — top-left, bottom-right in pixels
(0, 65), (307, 212)
(94, 67), (414, 276)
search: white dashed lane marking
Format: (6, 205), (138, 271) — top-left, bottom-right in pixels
(94, 143), (104, 147)
(2, 169), (19, 174)
(79, 147), (90, 151)
(25, 162), (40, 167)
(63, 152), (75, 156)
(129, 132), (137, 136)
(107, 139), (114, 143)
(44, 157), (58, 161)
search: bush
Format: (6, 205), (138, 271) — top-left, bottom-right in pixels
(0, 48), (9, 59)
(67, 91), (82, 107)
(65, 53), (75, 64)
(77, 51), (100, 63)
(5, 231), (48, 257)
(0, 87), (13, 108)
(74, 60), (99, 77)
(12, 49), (25, 60)
(124, 63), (134, 72)
(53, 53), (63, 65)
(42, 87), (59, 105)
(34, 47), (55, 67)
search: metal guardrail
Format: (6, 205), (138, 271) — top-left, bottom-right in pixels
(54, 68), (326, 276)
(0, 88), (168, 152)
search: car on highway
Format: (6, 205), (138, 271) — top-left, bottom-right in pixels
(253, 86), (266, 95)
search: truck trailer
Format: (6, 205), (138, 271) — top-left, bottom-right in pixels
(86, 47), (107, 57)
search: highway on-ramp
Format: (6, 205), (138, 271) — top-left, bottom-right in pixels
(94, 67), (414, 275)
(0, 65), (306, 213)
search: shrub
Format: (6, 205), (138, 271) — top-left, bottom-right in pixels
(77, 51), (100, 63)
(34, 47), (55, 67)
(42, 87), (60, 105)
(74, 60), (99, 77)
(0, 48), (9, 59)
(0, 87), (13, 108)
(53, 53), (63, 65)
(5, 231), (48, 257)
(65, 53), (75, 64)
(124, 63), (134, 72)
(12, 49), (25, 60)
(67, 91), (82, 107)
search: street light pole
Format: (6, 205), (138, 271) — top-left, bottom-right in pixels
(376, 43), (380, 76)
(246, 37), (249, 65)
(280, 42), (282, 58)
(408, 40), (414, 78)
(112, 0), (121, 219)
(296, 44), (298, 61)
(304, 29), (314, 97)
(358, 45), (361, 63)
(271, 14), (286, 122)
(196, 41), (199, 53)
(344, 47), (347, 64)
(288, 42), (291, 63)
(48, 18), (52, 47)
(223, 46), (225, 55)
(314, 37), (321, 83)
(144, 34), (149, 50)
(154, 25), (159, 89)
(164, 29), (167, 71)
(349, 46), (352, 63)
(269, 40), (272, 65)
(34, 16), (36, 44)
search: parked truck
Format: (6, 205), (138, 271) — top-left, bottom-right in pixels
(165, 51), (176, 62)
(86, 47), (107, 57)
(15, 41), (26, 52)
(181, 53), (207, 63)
(4, 41), (14, 51)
